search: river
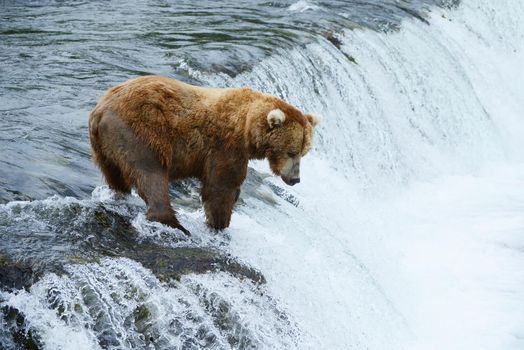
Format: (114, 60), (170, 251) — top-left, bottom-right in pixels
(1, 1), (523, 349)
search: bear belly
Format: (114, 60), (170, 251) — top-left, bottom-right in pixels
(168, 129), (207, 180)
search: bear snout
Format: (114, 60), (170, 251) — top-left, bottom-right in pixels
(290, 178), (300, 185)
(282, 176), (300, 186)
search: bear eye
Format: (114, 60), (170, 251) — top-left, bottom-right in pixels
(287, 151), (297, 158)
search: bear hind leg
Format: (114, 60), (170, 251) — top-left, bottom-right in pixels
(98, 156), (132, 195)
(134, 169), (190, 236)
(91, 112), (131, 195)
(93, 110), (189, 235)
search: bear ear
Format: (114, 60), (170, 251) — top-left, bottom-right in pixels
(306, 113), (321, 127)
(267, 109), (286, 129)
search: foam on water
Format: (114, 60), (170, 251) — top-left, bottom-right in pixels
(287, 0), (322, 13)
(2, 0), (524, 349)
(210, 0), (524, 348)
(1, 256), (300, 349)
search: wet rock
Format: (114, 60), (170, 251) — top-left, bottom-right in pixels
(1, 306), (41, 350)
(86, 206), (266, 283)
(0, 198), (265, 287)
(0, 168), (286, 348)
(324, 31), (358, 65)
(0, 253), (36, 292)
(132, 246), (265, 284)
(199, 291), (256, 348)
(325, 31), (343, 49)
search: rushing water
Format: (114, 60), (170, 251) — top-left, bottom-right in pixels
(1, 0), (524, 349)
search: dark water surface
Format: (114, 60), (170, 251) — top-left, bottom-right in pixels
(0, 0), (456, 203)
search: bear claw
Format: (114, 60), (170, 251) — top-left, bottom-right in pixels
(146, 212), (191, 236)
(175, 224), (191, 236)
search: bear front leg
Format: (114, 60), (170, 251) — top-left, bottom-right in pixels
(201, 184), (240, 230)
(201, 154), (246, 231)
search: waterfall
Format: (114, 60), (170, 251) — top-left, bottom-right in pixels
(209, 0), (524, 348)
(1, 1), (524, 349)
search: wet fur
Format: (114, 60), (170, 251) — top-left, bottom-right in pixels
(89, 76), (316, 233)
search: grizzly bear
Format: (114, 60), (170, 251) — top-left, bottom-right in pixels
(89, 76), (319, 235)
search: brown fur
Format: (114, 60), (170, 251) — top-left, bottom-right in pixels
(89, 76), (318, 233)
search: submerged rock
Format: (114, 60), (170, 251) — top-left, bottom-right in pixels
(132, 245), (265, 283)
(0, 199), (265, 288)
(324, 31), (358, 65)
(0, 253), (35, 292)
(0, 168), (306, 349)
(1, 306), (41, 350)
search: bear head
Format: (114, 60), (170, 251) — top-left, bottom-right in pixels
(248, 101), (320, 186)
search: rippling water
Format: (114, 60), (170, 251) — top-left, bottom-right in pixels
(0, 0), (453, 203)
(2, 0), (524, 349)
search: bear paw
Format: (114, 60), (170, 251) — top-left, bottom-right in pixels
(146, 211), (191, 236)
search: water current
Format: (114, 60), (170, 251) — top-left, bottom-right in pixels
(1, 1), (523, 349)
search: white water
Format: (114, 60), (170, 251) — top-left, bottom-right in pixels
(211, 0), (524, 349)
(2, 1), (524, 349)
